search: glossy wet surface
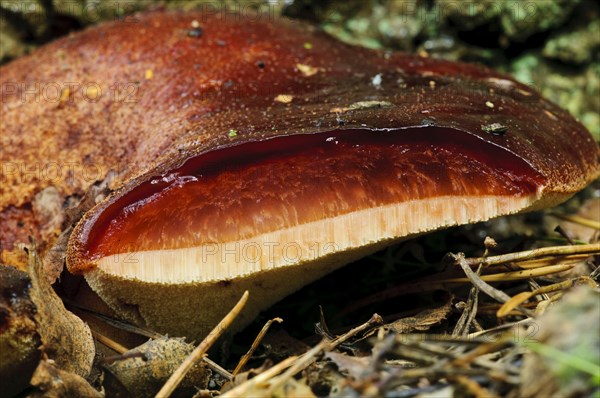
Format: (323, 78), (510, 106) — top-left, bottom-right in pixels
(79, 127), (544, 261)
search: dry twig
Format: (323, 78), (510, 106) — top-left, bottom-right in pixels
(450, 253), (534, 317)
(549, 213), (600, 230)
(156, 291), (249, 398)
(496, 276), (597, 317)
(223, 314), (382, 397)
(90, 330), (128, 354)
(233, 317), (283, 376)
(461, 243), (600, 268)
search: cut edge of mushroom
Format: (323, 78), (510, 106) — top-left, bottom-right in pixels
(95, 193), (544, 283)
(79, 190), (577, 339)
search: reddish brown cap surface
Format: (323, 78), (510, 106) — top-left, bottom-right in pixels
(1, 10), (598, 337)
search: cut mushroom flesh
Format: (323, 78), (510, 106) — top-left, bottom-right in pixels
(69, 126), (546, 284)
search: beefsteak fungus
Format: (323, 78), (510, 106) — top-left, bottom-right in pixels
(1, 10), (598, 338)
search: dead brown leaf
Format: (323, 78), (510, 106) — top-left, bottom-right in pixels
(325, 351), (369, 380)
(27, 248), (95, 378)
(384, 294), (454, 333)
(29, 359), (101, 398)
(104, 336), (210, 397)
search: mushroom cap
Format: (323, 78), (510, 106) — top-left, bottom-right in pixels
(1, 10), (598, 338)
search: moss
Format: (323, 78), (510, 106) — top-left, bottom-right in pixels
(508, 53), (599, 140)
(437, 0), (503, 29)
(0, 15), (32, 62)
(543, 20), (600, 65)
(499, 0), (581, 41)
(508, 53), (540, 86)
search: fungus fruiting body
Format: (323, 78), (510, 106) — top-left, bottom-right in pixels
(1, 11), (598, 338)
(70, 125), (553, 337)
(72, 126), (544, 282)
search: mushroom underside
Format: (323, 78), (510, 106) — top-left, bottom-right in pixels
(69, 126), (559, 337)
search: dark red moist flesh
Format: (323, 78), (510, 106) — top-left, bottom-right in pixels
(82, 127), (544, 260)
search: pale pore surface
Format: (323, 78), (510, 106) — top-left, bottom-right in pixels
(96, 194), (538, 283)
